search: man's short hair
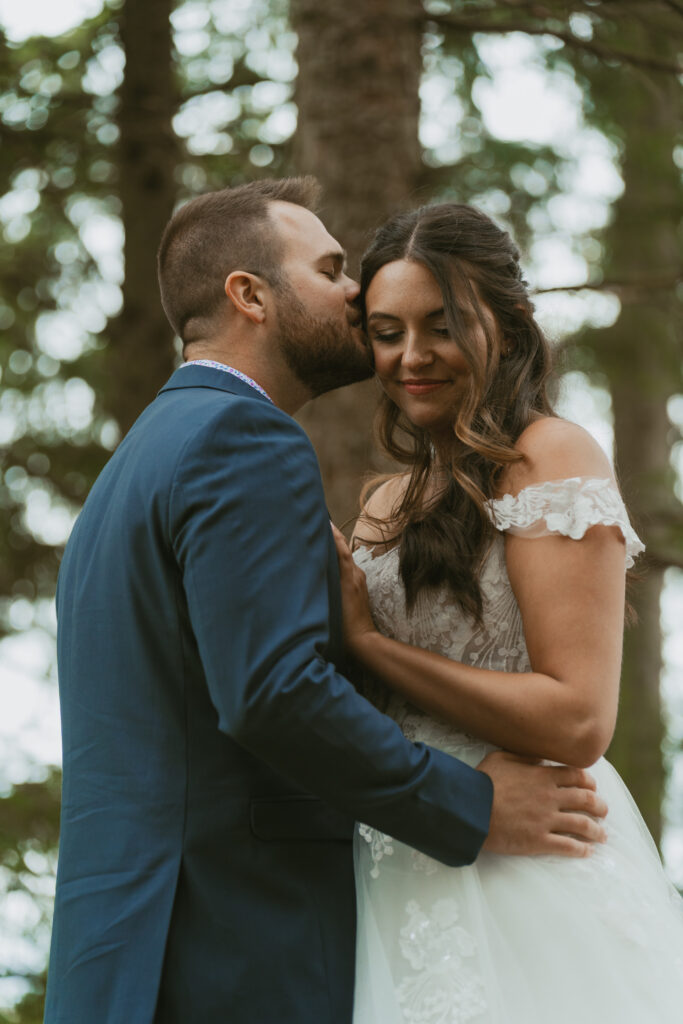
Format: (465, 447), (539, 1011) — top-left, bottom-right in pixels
(157, 176), (321, 345)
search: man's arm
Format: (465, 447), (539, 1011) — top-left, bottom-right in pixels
(171, 398), (605, 863)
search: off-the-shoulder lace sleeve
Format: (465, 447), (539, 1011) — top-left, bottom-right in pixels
(486, 477), (644, 568)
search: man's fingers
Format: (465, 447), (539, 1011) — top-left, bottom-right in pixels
(479, 753), (609, 858)
(552, 766), (597, 791)
(558, 786), (607, 819)
(552, 813), (607, 844)
(544, 834), (596, 858)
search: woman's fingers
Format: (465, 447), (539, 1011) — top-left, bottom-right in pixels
(330, 522), (346, 550)
(331, 523), (355, 566)
(329, 523), (376, 646)
(330, 523), (351, 567)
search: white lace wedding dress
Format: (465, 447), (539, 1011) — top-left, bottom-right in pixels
(352, 477), (683, 1024)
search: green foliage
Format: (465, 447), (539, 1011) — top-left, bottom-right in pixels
(0, 4), (126, 636)
(0, 0), (680, 1017)
(0, 772), (61, 856)
(0, 2), (299, 1014)
(170, 0), (296, 192)
(0, 0), (298, 636)
(0, 771), (60, 1018)
(0, 984), (47, 1024)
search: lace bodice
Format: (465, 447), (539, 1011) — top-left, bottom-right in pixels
(353, 477), (643, 766)
(351, 481), (683, 1024)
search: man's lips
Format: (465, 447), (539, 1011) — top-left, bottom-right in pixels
(399, 379), (450, 394)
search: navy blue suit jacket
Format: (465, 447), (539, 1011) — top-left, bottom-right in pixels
(45, 365), (493, 1024)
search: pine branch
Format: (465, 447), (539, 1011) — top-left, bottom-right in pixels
(572, 0), (680, 13)
(430, 13), (683, 74)
(532, 272), (682, 296)
(489, 0), (681, 22)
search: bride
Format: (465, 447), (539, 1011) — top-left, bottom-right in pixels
(332, 202), (683, 1022)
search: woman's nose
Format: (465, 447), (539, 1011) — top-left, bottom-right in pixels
(401, 335), (433, 369)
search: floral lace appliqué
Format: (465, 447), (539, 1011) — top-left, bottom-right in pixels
(411, 850), (440, 876)
(486, 477), (644, 568)
(396, 898), (487, 1023)
(353, 539), (527, 761)
(359, 823), (394, 879)
(352, 475), (643, 773)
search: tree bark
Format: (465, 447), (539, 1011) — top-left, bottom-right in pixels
(584, 19), (682, 844)
(290, 0), (424, 525)
(107, 0), (181, 433)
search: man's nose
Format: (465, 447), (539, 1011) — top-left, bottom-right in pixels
(343, 275), (360, 302)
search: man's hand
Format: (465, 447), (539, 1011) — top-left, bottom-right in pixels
(478, 750), (607, 857)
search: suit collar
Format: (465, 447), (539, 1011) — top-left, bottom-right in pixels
(158, 364), (272, 404)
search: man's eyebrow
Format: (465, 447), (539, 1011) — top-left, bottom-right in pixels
(367, 307), (446, 323)
(318, 249), (346, 269)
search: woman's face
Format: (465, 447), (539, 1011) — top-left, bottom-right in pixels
(365, 259), (498, 438)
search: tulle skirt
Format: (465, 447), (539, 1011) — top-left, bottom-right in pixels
(353, 754), (683, 1023)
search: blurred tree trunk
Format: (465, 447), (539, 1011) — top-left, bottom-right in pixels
(290, 0), (424, 525)
(107, 0), (180, 433)
(584, 22), (682, 844)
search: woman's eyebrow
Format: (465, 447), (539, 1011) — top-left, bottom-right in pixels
(367, 311), (401, 322)
(367, 307), (446, 323)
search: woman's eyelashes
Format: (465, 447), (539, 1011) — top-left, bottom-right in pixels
(372, 329), (402, 343)
(371, 325), (452, 343)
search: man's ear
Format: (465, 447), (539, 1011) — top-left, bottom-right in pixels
(225, 271), (268, 325)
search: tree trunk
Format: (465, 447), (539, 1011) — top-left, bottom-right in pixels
(107, 0), (181, 433)
(585, 21), (682, 844)
(290, 0), (424, 525)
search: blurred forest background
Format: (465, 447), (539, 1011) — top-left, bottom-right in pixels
(0, 0), (681, 1018)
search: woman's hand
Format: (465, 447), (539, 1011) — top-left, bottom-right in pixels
(330, 524), (378, 655)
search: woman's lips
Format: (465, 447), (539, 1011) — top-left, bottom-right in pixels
(400, 379), (449, 395)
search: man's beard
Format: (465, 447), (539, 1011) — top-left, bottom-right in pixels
(274, 283), (373, 398)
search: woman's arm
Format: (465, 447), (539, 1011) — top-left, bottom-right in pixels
(337, 419), (627, 769)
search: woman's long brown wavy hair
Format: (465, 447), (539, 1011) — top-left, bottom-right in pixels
(359, 202), (555, 621)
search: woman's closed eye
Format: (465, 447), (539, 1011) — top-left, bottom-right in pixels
(372, 326), (451, 342)
(372, 329), (403, 343)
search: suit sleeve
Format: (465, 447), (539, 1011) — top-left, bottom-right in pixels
(170, 397), (492, 866)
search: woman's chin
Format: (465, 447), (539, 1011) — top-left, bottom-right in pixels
(401, 407), (454, 434)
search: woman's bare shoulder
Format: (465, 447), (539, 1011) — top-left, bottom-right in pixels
(498, 417), (615, 497)
(351, 474), (409, 549)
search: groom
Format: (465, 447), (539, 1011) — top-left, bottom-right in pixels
(45, 177), (607, 1024)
